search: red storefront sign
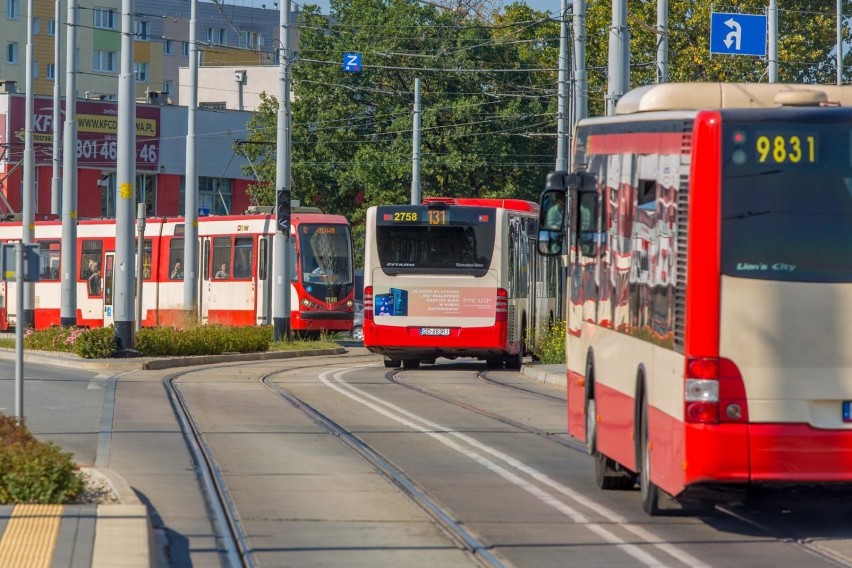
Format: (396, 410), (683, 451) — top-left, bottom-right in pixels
(6, 95), (161, 171)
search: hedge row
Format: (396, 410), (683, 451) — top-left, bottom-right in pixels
(0, 415), (83, 504)
(23, 324), (274, 358)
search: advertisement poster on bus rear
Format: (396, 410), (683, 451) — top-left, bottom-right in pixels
(373, 286), (495, 318)
(6, 94), (160, 171)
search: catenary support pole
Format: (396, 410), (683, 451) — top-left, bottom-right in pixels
(411, 78), (421, 205)
(60, 0), (77, 327)
(606, 0), (628, 115)
(22, 0), (35, 329)
(656, 0), (668, 83)
(768, 0), (777, 82)
(114, 0), (136, 350)
(183, 0), (199, 321)
(51, 0), (62, 215)
(556, 0), (569, 171)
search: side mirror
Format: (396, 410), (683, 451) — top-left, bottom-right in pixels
(538, 184), (567, 256)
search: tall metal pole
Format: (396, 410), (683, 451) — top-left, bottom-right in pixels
(656, 0), (668, 83)
(768, 0), (778, 82)
(556, 0), (569, 172)
(135, 203), (146, 332)
(114, 0), (136, 350)
(606, 0), (628, 115)
(273, 0), (293, 341)
(838, 0), (843, 85)
(183, 0), (199, 321)
(410, 78), (421, 205)
(572, 0), (587, 128)
(22, 0), (35, 328)
(60, 0), (78, 327)
(51, 0), (62, 215)
(14, 243), (24, 420)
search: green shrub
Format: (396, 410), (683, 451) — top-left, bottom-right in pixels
(0, 415), (84, 504)
(135, 325), (272, 357)
(532, 320), (566, 365)
(74, 326), (119, 359)
(24, 326), (79, 353)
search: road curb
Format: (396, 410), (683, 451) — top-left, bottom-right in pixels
(0, 347), (347, 371)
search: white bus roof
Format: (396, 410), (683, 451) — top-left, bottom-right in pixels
(616, 82), (852, 114)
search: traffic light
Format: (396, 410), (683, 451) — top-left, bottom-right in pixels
(277, 188), (291, 233)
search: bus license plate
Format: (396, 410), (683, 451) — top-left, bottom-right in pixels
(844, 401), (852, 423)
(420, 328), (450, 336)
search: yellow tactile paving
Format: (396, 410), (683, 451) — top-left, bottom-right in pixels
(0, 504), (63, 568)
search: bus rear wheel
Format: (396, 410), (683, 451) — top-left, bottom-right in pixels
(639, 391), (662, 515)
(384, 357), (401, 368)
(402, 359), (421, 369)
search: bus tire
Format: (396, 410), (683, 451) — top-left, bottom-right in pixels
(639, 389), (662, 516)
(585, 397), (597, 455)
(402, 359), (420, 369)
(485, 358), (503, 369)
(384, 357), (401, 368)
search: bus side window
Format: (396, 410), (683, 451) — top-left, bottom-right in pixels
(577, 190), (601, 257)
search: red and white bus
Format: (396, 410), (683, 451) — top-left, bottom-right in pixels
(538, 82), (852, 515)
(0, 209), (355, 334)
(363, 197), (561, 369)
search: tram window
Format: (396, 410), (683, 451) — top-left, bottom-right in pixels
(233, 237), (253, 279)
(80, 240), (103, 280)
(38, 240), (60, 280)
(212, 237), (231, 279)
(203, 240), (210, 281)
(258, 238), (268, 280)
(169, 238), (184, 280)
(133, 238), (153, 279)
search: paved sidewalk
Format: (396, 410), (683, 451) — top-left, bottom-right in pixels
(0, 349), (561, 567)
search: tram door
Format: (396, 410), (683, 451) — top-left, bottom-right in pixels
(103, 253), (115, 326)
(199, 239), (210, 324)
(255, 236), (272, 325)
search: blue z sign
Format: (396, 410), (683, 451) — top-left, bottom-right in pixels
(343, 52), (362, 73)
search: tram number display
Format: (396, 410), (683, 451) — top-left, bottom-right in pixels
(755, 132), (817, 165)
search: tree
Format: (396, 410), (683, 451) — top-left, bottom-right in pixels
(240, 0), (850, 264)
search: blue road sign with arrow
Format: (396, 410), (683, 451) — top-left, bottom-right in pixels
(710, 12), (767, 57)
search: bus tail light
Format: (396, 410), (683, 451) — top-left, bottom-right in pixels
(495, 288), (508, 322)
(684, 357), (749, 424)
(364, 286), (374, 322)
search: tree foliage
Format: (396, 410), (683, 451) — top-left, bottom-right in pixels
(240, 0), (849, 263)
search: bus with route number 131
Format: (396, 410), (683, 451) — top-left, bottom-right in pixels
(538, 83), (852, 515)
(363, 197), (562, 369)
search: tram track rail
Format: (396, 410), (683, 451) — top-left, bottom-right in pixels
(260, 369), (508, 568)
(387, 365), (852, 568)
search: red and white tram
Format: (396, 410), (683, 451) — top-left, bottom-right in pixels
(0, 210), (355, 334)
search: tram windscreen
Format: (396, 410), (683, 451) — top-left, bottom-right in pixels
(299, 224), (353, 285)
(721, 117), (852, 283)
(375, 205), (496, 276)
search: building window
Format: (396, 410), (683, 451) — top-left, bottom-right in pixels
(206, 27), (225, 45)
(47, 62), (55, 80)
(135, 62), (148, 82)
(240, 31), (261, 50)
(137, 174), (156, 217)
(6, 42), (18, 64)
(163, 39), (172, 55)
(7, 0), (17, 19)
(162, 79), (173, 94)
(32, 17), (39, 34)
(135, 20), (147, 40)
(31, 61), (38, 78)
(181, 41), (189, 57)
(180, 177), (232, 216)
(48, 18), (56, 36)
(93, 7), (116, 30)
(93, 50), (116, 72)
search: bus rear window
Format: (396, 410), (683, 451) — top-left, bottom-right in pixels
(721, 118), (852, 283)
(376, 206), (496, 276)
